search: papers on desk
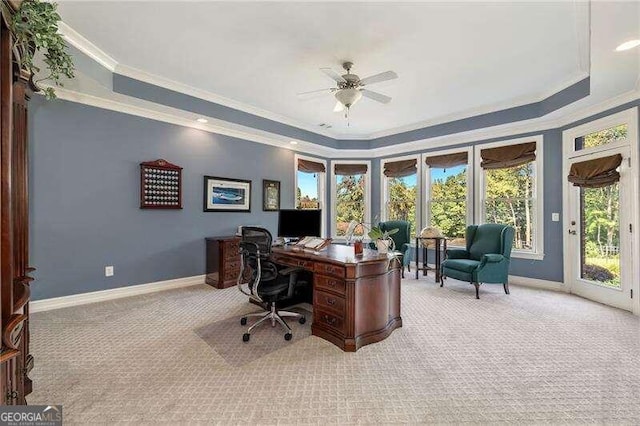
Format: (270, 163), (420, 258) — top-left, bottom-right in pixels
(296, 237), (332, 251)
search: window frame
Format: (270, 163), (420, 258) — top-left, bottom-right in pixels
(568, 108), (636, 157)
(474, 135), (545, 260)
(294, 153), (327, 237)
(380, 154), (422, 236)
(422, 146), (474, 247)
(330, 160), (372, 240)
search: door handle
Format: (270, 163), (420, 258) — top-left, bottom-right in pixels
(568, 229), (576, 235)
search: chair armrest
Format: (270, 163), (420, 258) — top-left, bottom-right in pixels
(480, 254), (504, 266)
(446, 249), (470, 259)
(278, 266), (302, 276)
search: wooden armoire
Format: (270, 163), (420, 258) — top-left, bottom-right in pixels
(0, 0), (35, 404)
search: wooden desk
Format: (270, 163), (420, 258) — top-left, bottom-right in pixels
(271, 245), (402, 352)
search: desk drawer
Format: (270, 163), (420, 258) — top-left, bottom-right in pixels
(314, 308), (345, 333)
(315, 274), (346, 296)
(314, 290), (345, 314)
(223, 268), (240, 281)
(314, 262), (345, 279)
(271, 253), (313, 270)
(224, 241), (240, 259)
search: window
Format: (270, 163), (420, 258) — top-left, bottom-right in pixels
(575, 124), (628, 151)
(331, 161), (371, 238)
(424, 149), (472, 247)
(475, 137), (544, 259)
(381, 156), (420, 236)
(295, 154), (326, 236)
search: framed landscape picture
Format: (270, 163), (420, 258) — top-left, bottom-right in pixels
(203, 176), (251, 212)
(262, 179), (280, 211)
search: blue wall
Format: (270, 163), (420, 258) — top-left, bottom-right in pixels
(28, 93), (640, 300)
(29, 97), (308, 300)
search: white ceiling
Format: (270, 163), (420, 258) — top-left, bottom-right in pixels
(56, 1), (637, 139)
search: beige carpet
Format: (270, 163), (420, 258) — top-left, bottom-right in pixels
(195, 307), (312, 367)
(28, 278), (640, 424)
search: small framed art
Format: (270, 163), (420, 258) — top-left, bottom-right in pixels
(262, 179), (280, 211)
(203, 176), (251, 212)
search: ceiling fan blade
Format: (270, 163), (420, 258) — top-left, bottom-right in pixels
(361, 89), (392, 104)
(333, 101), (345, 112)
(359, 70), (398, 86)
(320, 67), (347, 84)
(296, 88), (334, 99)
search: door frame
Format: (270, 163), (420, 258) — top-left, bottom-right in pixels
(562, 107), (640, 315)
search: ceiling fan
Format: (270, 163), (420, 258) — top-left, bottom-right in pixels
(297, 62), (398, 117)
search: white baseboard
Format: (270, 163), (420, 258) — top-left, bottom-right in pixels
(509, 275), (567, 292)
(30, 274), (206, 313)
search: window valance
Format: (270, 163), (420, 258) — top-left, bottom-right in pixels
(480, 142), (536, 170)
(568, 154), (622, 188)
(334, 163), (368, 176)
(383, 159), (417, 178)
(297, 158), (326, 173)
(425, 152), (468, 169)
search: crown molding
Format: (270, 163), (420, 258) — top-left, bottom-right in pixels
(59, 21), (596, 144)
(114, 64), (338, 139)
(58, 22), (117, 72)
(334, 72), (590, 140)
(44, 82), (639, 162)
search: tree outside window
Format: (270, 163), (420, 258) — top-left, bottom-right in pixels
(484, 162), (535, 250)
(297, 171), (320, 209)
(335, 174), (366, 236)
(428, 165), (467, 246)
(387, 174), (417, 236)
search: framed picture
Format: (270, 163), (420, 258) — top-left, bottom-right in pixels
(203, 176), (251, 212)
(262, 179), (281, 211)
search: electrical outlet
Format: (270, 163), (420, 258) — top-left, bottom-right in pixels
(105, 266), (114, 277)
(551, 213), (560, 222)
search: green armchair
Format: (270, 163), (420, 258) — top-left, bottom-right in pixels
(440, 224), (515, 299)
(369, 220), (412, 275)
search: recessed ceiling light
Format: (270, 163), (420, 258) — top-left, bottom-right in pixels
(615, 39), (640, 51)
(196, 118), (208, 123)
(289, 141), (298, 145)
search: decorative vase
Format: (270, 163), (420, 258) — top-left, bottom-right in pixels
(376, 239), (390, 254)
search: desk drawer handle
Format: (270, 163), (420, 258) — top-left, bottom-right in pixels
(325, 266), (337, 273)
(328, 280), (337, 288)
(326, 297), (336, 306)
(323, 315), (337, 326)
(298, 261), (306, 267)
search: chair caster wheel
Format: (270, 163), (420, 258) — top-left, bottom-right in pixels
(298, 316), (306, 324)
(240, 317), (247, 326)
(284, 333), (292, 341)
(242, 333), (250, 342)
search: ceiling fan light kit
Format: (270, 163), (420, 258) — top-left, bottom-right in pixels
(298, 61), (398, 124)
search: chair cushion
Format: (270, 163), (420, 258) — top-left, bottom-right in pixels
(468, 224), (504, 261)
(442, 258), (480, 273)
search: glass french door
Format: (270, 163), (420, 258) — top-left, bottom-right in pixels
(566, 146), (633, 311)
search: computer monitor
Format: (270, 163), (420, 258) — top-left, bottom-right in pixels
(277, 209), (322, 238)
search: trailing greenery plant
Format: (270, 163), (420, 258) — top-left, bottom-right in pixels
(4, 0), (75, 99)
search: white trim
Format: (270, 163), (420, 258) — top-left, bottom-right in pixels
(329, 160), (372, 239)
(380, 154), (422, 232)
(562, 107), (640, 315)
(474, 135), (545, 260)
(30, 275), (205, 313)
(421, 146), (474, 243)
(294, 154), (328, 237)
(509, 275), (567, 293)
(115, 64), (337, 139)
(60, 20), (593, 142)
(336, 72), (590, 140)
(57, 22), (117, 72)
(45, 83), (640, 161)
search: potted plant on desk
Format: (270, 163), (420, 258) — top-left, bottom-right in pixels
(368, 225), (399, 254)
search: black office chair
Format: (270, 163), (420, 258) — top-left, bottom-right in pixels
(237, 227), (306, 342)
